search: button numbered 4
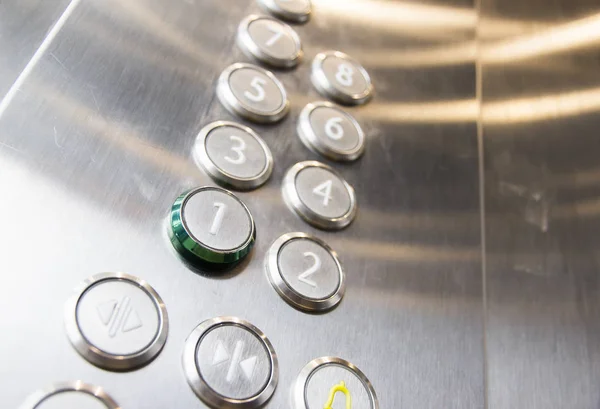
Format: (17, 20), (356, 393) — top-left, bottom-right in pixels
(282, 161), (357, 230)
(257, 0), (312, 24)
(298, 101), (365, 161)
(311, 51), (373, 105)
(217, 63), (289, 123)
(194, 121), (273, 190)
(238, 15), (303, 68)
(266, 232), (345, 312)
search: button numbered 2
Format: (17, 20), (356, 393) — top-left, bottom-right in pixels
(311, 51), (373, 105)
(238, 15), (303, 68)
(266, 232), (345, 312)
(297, 101), (365, 161)
(217, 63), (290, 123)
(282, 161), (357, 230)
(194, 121), (273, 190)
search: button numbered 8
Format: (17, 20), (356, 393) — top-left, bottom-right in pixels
(238, 15), (303, 68)
(311, 51), (373, 105)
(217, 63), (290, 123)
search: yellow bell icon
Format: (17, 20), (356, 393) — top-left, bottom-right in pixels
(323, 381), (352, 409)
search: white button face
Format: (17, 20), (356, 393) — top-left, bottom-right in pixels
(64, 273), (168, 371)
(292, 357), (379, 409)
(238, 15), (302, 68)
(183, 317), (278, 408)
(297, 102), (365, 161)
(266, 232), (345, 312)
(194, 121), (273, 190)
(282, 161), (357, 230)
(217, 63), (289, 123)
(257, 0), (311, 23)
(311, 51), (373, 105)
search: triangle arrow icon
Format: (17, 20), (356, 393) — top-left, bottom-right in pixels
(212, 341), (229, 365)
(240, 356), (257, 380)
(122, 308), (143, 333)
(96, 299), (117, 325)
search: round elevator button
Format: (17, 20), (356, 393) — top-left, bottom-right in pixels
(183, 317), (278, 408)
(193, 121), (273, 191)
(238, 15), (303, 68)
(293, 357), (379, 409)
(217, 63), (289, 123)
(282, 161), (357, 230)
(64, 273), (168, 371)
(19, 382), (120, 409)
(266, 232), (345, 312)
(169, 186), (256, 266)
(257, 0), (312, 24)
(311, 51), (373, 105)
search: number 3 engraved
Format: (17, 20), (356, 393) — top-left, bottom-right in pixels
(224, 135), (246, 165)
(298, 251), (320, 287)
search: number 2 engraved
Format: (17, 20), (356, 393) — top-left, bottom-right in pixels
(298, 251), (320, 287)
(209, 202), (226, 235)
(224, 135), (247, 165)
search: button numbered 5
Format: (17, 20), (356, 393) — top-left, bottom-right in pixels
(194, 121), (273, 190)
(282, 161), (357, 230)
(311, 51), (373, 105)
(297, 101), (365, 161)
(238, 15), (303, 68)
(217, 63), (290, 123)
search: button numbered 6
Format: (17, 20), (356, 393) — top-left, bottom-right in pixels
(218, 63), (290, 123)
(282, 161), (357, 230)
(194, 121), (273, 190)
(297, 101), (365, 161)
(311, 51), (373, 105)
(238, 15), (303, 68)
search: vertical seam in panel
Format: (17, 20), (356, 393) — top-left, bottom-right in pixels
(474, 0), (489, 407)
(0, 0), (82, 120)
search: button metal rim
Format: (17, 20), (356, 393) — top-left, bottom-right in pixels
(64, 272), (169, 371)
(297, 101), (365, 161)
(292, 356), (379, 409)
(282, 161), (357, 230)
(169, 186), (257, 265)
(265, 232), (346, 312)
(311, 51), (373, 106)
(182, 316), (279, 409)
(257, 0), (311, 24)
(237, 14), (303, 68)
(217, 62), (290, 123)
(19, 381), (121, 409)
(193, 121), (274, 191)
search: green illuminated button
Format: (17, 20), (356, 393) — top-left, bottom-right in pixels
(169, 186), (256, 266)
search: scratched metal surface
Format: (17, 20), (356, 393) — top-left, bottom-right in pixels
(0, 0), (483, 408)
(481, 0), (600, 407)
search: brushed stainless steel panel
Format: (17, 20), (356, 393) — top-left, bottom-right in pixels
(481, 0), (600, 407)
(0, 0), (483, 408)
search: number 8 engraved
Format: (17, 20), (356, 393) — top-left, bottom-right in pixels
(335, 63), (354, 87)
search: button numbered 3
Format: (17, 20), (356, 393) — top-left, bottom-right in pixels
(194, 121), (273, 190)
(297, 101), (365, 161)
(257, 0), (312, 24)
(238, 15), (303, 68)
(266, 232), (345, 312)
(311, 51), (373, 105)
(282, 161), (357, 230)
(217, 63), (289, 123)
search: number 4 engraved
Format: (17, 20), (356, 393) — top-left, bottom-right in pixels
(312, 179), (333, 207)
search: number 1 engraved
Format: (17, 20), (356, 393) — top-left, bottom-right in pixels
(209, 202), (226, 235)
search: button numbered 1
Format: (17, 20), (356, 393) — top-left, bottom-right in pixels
(257, 0), (312, 24)
(297, 101), (365, 161)
(266, 232), (345, 312)
(238, 15), (303, 68)
(282, 161), (357, 230)
(194, 121), (273, 190)
(217, 63), (290, 123)
(311, 51), (373, 105)
(169, 186), (256, 266)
